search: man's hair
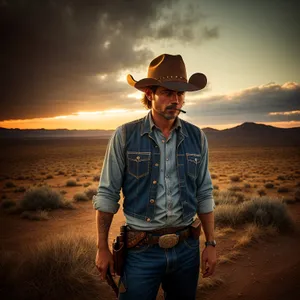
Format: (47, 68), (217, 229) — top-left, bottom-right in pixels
(141, 86), (158, 109)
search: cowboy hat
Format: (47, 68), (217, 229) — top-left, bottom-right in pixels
(127, 54), (207, 92)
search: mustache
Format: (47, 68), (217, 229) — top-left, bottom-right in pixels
(166, 105), (186, 114)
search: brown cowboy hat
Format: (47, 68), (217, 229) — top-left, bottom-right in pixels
(127, 54), (207, 92)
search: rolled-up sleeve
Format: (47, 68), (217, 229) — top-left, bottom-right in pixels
(92, 126), (125, 213)
(196, 130), (215, 214)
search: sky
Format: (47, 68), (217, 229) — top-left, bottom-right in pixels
(1, 0), (300, 130)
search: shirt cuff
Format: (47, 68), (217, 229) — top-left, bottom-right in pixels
(92, 195), (120, 214)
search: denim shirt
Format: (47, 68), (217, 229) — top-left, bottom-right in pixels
(93, 112), (215, 230)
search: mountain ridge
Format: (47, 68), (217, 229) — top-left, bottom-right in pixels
(1, 123), (299, 146)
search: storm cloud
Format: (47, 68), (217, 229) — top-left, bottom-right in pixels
(0, 0), (218, 121)
(184, 82), (300, 125)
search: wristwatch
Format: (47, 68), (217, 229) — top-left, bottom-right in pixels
(205, 240), (217, 247)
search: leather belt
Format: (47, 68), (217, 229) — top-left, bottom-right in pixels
(131, 226), (191, 249)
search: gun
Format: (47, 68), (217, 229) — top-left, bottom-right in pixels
(106, 269), (119, 298)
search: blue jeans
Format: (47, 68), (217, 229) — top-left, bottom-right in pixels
(118, 237), (200, 300)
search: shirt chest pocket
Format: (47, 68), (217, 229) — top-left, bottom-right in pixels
(186, 154), (201, 179)
(127, 152), (151, 179)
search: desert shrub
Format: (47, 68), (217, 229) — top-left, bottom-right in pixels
(215, 196), (294, 232)
(215, 204), (243, 227)
(83, 182), (91, 187)
(16, 176), (25, 180)
(213, 185), (219, 190)
(230, 175), (240, 182)
(93, 175), (100, 182)
(20, 186), (64, 211)
(46, 175), (53, 179)
(57, 171), (65, 175)
(66, 179), (77, 187)
(4, 181), (16, 188)
(214, 190), (245, 206)
(211, 174), (218, 179)
(1, 199), (16, 209)
(1, 194), (7, 199)
(264, 183), (274, 189)
(21, 210), (50, 221)
(257, 189), (266, 196)
(277, 175), (285, 180)
(0, 234), (113, 300)
(228, 186), (242, 192)
(84, 187), (97, 200)
(14, 186), (26, 193)
(244, 183), (251, 189)
(73, 193), (89, 202)
(277, 187), (289, 193)
(240, 197), (294, 231)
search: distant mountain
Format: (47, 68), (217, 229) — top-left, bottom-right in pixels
(202, 122), (300, 147)
(1, 123), (299, 146)
(0, 128), (114, 139)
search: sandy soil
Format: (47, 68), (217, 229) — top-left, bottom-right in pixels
(1, 201), (300, 300)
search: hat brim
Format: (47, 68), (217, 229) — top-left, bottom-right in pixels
(127, 73), (207, 92)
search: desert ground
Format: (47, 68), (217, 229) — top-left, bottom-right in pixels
(0, 138), (300, 299)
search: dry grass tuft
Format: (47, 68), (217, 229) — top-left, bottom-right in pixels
(0, 233), (113, 300)
(84, 187), (97, 200)
(73, 193), (89, 202)
(234, 224), (278, 249)
(215, 196), (295, 232)
(199, 276), (224, 290)
(20, 210), (50, 221)
(218, 250), (241, 264)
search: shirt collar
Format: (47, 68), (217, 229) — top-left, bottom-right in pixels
(148, 111), (182, 132)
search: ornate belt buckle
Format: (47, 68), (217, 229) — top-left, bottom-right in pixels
(158, 234), (179, 249)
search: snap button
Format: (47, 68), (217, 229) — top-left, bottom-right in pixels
(136, 156), (140, 160)
(155, 163), (159, 167)
(146, 218), (151, 222)
(150, 199), (155, 204)
(153, 180), (157, 184)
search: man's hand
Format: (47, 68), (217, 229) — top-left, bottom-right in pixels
(201, 246), (217, 278)
(95, 247), (115, 280)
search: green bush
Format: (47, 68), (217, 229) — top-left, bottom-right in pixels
(20, 186), (64, 211)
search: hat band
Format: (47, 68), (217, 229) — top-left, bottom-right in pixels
(155, 75), (187, 82)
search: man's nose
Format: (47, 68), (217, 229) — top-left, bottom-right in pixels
(172, 92), (179, 103)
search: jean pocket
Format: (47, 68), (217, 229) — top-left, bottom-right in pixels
(183, 237), (200, 250)
(186, 154), (201, 179)
(127, 151), (151, 179)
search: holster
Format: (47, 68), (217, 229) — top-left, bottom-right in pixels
(189, 218), (201, 239)
(112, 225), (126, 276)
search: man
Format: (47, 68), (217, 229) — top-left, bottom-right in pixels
(93, 54), (216, 300)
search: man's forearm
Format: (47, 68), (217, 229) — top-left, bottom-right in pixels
(197, 211), (215, 241)
(96, 210), (114, 250)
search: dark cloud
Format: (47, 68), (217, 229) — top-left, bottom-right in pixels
(0, 0), (217, 121)
(184, 82), (300, 125)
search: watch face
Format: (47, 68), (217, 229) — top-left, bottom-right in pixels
(205, 240), (216, 247)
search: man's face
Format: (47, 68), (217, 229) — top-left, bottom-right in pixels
(150, 87), (185, 120)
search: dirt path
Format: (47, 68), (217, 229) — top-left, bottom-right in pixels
(1, 202), (300, 300)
